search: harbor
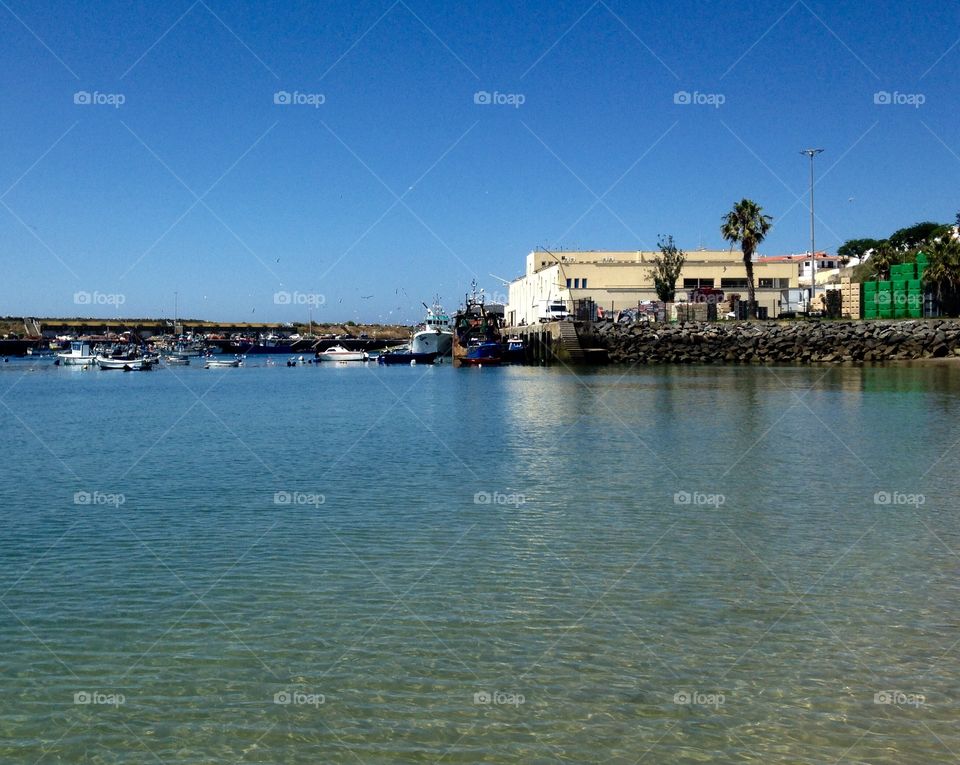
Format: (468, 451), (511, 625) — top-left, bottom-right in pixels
(5, 0), (960, 759)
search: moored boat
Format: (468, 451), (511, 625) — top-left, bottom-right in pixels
(55, 341), (98, 366)
(205, 357), (242, 368)
(411, 300), (453, 357)
(378, 350), (438, 365)
(460, 341), (502, 366)
(503, 335), (525, 363)
(452, 282), (503, 367)
(316, 345), (365, 362)
(96, 355), (154, 371)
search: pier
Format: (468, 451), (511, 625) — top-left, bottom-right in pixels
(503, 320), (608, 364)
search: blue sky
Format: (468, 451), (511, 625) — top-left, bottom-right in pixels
(2, 0), (958, 322)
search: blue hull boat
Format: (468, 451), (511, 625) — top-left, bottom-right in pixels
(378, 351), (438, 365)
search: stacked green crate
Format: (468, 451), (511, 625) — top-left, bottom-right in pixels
(877, 280), (893, 318)
(907, 278), (923, 317)
(862, 281), (878, 318)
(892, 279), (909, 318)
(915, 253), (927, 311)
(916, 252), (927, 278)
(912, 254), (927, 318)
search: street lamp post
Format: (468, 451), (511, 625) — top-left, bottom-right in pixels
(801, 148), (824, 314)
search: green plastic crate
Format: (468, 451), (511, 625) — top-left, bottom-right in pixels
(879, 308), (894, 318)
(907, 279), (922, 291)
(908, 307), (922, 318)
(863, 281), (878, 292)
(893, 280), (908, 292)
(894, 308), (909, 318)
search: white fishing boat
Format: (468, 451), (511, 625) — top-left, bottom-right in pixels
(165, 355), (190, 365)
(96, 355), (154, 371)
(411, 300), (453, 356)
(205, 357), (242, 368)
(168, 339), (208, 358)
(316, 345), (365, 362)
(55, 341), (98, 366)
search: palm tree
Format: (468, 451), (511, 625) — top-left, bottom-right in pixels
(721, 199), (772, 317)
(867, 242), (899, 281)
(923, 238), (960, 315)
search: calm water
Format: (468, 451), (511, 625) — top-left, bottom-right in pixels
(1, 358), (959, 763)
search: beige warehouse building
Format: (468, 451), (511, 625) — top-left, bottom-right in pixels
(506, 249), (801, 325)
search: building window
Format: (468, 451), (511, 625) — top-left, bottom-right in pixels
(683, 278), (715, 288)
(721, 278), (749, 289)
(582, 278), (587, 288)
(758, 278), (773, 288)
(566, 278), (571, 288)
(574, 278), (580, 288)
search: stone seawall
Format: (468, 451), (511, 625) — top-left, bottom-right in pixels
(594, 320), (960, 364)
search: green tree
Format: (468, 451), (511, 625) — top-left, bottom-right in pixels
(837, 237), (883, 265)
(650, 234), (686, 302)
(923, 237), (960, 316)
(889, 221), (947, 251)
(721, 199), (772, 316)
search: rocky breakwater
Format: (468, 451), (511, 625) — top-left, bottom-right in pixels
(596, 319), (960, 364)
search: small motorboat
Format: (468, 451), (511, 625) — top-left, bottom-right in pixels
(165, 355), (190, 365)
(503, 336), (525, 363)
(96, 355), (154, 371)
(205, 357), (242, 368)
(377, 350), (438, 365)
(316, 345), (365, 362)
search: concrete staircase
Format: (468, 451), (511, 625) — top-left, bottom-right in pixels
(557, 321), (584, 361)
